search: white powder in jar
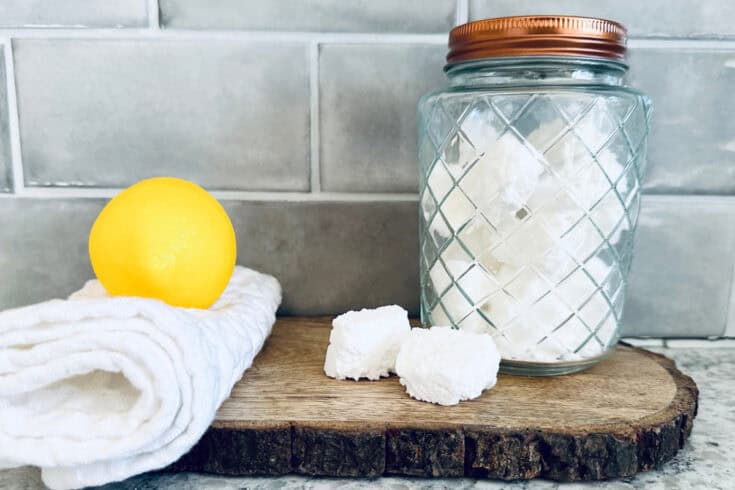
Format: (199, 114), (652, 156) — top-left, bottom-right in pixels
(426, 101), (628, 363)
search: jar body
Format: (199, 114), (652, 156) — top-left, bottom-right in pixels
(417, 58), (651, 375)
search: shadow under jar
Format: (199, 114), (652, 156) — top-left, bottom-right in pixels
(418, 16), (652, 376)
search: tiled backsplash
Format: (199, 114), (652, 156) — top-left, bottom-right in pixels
(0, 1), (733, 337)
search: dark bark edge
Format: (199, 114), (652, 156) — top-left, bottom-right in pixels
(169, 346), (698, 481)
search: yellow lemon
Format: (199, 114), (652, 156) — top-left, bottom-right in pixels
(89, 177), (236, 309)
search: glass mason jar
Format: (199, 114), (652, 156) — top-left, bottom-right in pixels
(417, 16), (652, 376)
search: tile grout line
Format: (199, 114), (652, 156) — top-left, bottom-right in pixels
(0, 28), (449, 44)
(5, 187), (735, 203)
(628, 38), (735, 49)
(309, 41), (321, 193)
(147, 0), (161, 30)
(0, 187), (420, 202)
(725, 262), (735, 336)
(0, 28), (734, 49)
(456, 0), (470, 25)
(2, 38), (24, 195)
(664, 338), (735, 348)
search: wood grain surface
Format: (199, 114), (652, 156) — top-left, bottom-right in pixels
(169, 317), (698, 480)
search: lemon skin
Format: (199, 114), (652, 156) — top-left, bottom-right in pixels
(89, 177), (237, 309)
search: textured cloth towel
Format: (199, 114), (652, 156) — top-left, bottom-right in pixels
(0, 266), (281, 489)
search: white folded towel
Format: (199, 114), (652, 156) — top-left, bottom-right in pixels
(0, 266), (281, 490)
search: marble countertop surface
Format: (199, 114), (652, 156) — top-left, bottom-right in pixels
(3, 340), (733, 490)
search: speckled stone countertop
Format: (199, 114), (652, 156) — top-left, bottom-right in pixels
(4, 340), (733, 490)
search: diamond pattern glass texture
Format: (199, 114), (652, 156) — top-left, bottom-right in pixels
(419, 85), (651, 374)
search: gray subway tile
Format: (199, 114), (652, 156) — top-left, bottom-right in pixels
(0, 199), (420, 316)
(223, 200), (419, 315)
(469, 0), (735, 38)
(14, 39), (310, 191)
(622, 197), (735, 337)
(161, 0), (456, 33)
(0, 46), (11, 193)
(0, 0), (147, 28)
(0, 199), (102, 309)
(319, 44), (446, 192)
(627, 48), (735, 195)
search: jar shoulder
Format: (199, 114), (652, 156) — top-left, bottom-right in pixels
(419, 85), (649, 109)
(418, 85), (651, 125)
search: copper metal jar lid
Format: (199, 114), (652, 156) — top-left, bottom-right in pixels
(447, 15), (627, 66)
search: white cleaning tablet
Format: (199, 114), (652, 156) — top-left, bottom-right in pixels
(324, 305), (410, 381)
(395, 327), (500, 405)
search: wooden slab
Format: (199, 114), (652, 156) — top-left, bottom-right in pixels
(169, 317), (698, 481)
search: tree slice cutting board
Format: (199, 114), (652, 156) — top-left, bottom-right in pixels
(169, 317), (698, 481)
